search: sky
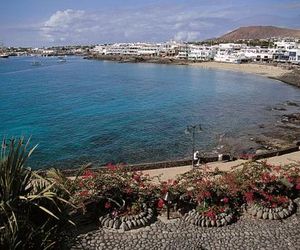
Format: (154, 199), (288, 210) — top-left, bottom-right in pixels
(1, 0), (300, 47)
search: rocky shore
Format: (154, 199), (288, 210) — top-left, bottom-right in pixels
(218, 104), (300, 158)
(277, 69), (300, 88)
(85, 54), (190, 65)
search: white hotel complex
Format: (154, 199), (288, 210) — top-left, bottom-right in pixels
(91, 39), (300, 65)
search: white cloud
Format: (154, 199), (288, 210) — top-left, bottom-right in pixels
(41, 9), (98, 43)
(36, 3), (299, 46)
(39, 6), (234, 44)
(174, 31), (200, 41)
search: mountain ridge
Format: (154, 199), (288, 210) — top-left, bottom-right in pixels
(217, 26), (300, 41)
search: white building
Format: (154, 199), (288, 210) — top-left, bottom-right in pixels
(188, 45), (215, 61)
(241, 47), (273, 62)
(288, 49), (300, 64)
(214, 48), (246, 64)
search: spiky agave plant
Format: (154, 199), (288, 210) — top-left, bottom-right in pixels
(0, 137), (73, 249)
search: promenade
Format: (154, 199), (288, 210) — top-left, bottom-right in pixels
(143, 151), (300, 181)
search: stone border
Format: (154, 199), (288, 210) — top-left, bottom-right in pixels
(182, 209), (234, 227)
(247, 200), (295, 220)
(99, 204), (155, 231)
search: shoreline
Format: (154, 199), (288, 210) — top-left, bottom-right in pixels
(191, 61), (300, 88)
(86, 55), (300, 88)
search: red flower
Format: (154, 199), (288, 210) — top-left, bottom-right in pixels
(261, 172), (276, 183)
(203, 191), (211, 198)
(295, 183), (300, 190)
(79, 190), (89, 197)
(132, 174), (141, 182)
(205, 211), (216, 219)
(105, 201), (111, 209)
(82, 170), (95, 179)
(107, 163), (118, 171)
(278, 196), (289, 204)
(157, 198), (165, 209)
(125, 188), (133, 194)
(79, 181), (84, 187)
(222, 197), (229, 203)
(245, 192), (254, 203)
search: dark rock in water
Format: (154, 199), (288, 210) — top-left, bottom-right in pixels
(281, 113), (300, 124)
(284, 101), (299, 107)
(273, 107), (287, 111)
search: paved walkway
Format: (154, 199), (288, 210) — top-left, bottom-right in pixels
(143, 151), (300, 181)
(70, 199), (300, 250)
(69, 152), (300, 249)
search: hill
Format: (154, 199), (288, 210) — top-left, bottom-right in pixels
(218, 26), (300, 41)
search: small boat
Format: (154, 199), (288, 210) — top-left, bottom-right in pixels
(58, 56), (67, 63)
(0, 53), (9, 58)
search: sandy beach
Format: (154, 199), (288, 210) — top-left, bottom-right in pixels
(191, 61), (291, 79)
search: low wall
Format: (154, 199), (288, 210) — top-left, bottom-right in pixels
(40, 142), (300, 177)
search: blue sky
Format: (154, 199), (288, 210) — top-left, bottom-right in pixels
(1, 0), (299, 47)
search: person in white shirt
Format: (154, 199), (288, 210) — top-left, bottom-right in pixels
(193, 151), (200, 167)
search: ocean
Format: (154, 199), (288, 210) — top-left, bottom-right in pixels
(1, 56), (300, 169)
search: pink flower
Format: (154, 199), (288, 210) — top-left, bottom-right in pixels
(132, 174), (141, 182)
(245, 192), (254, 203)
(222, 197), (229, 203)
(295, 183), (300, 190)
(105, 202), (111, 209)
(203, 191), (211, 198)
(205, 211), (216, 219)
(79, 190), (89, 197)
(107, 163), (118, 171)
(82, 170), (95, 179)
(157, 198), (165, 209)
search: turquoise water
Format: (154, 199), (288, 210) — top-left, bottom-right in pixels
(1, 56), (300, 169)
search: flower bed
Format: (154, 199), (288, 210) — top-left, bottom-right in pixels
(237, 162), (300, 219)
(49, 161), (300, 231)
(99, 203), (155, 231)
(176, 168), (242, 226)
